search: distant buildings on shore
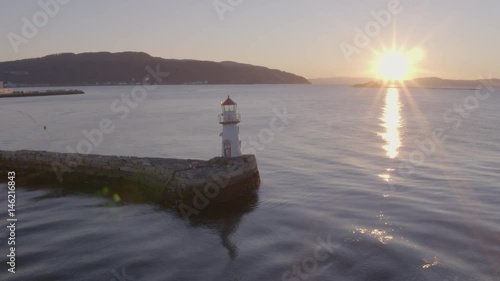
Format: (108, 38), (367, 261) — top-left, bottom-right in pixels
(0, 81), (14, 95)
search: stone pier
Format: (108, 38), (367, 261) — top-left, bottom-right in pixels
(0, 150), (260, 206)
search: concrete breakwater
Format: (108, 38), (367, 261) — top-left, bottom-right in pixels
(0, 150), (260, 206)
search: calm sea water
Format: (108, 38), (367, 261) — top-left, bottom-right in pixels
(0, 85), (499, 281)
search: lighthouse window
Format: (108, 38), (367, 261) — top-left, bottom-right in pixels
(223, 105), (236, 112)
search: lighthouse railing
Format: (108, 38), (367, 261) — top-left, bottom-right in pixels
(219, 113), (241, 123)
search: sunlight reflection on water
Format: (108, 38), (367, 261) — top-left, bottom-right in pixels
(380, 88), (402, 159)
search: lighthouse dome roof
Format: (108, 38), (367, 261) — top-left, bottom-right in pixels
(221, 95), (237, 105)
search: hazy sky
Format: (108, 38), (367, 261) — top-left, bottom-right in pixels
(1, 0), (499, 79)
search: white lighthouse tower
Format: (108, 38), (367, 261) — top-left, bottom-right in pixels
(219, 96), (242, 158)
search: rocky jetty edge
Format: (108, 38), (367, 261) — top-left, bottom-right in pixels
(0, 150), (260, 206)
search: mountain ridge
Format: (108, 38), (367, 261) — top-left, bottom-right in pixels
(0, 52), (310, 86)
(313, 76), (500, 88)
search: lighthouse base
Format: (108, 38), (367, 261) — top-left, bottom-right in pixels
(0, 150), (260, 206)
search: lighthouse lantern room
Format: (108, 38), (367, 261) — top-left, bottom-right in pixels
(219, 96), (242, 158)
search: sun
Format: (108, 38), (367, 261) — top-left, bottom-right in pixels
(376, 51), (411, 81)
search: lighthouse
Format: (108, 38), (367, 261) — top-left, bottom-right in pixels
(219, 96), (242, 158)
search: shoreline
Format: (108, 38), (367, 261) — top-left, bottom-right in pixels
(352, 84), (488, 90)
(6, 83), (312, 89)
(0, 89), (84, 98)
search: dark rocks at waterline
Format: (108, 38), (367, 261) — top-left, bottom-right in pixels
(0, 89), (84, 98)
(0, 150), (260, 206)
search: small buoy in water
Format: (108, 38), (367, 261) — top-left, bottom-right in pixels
(44, 125), (46, 130)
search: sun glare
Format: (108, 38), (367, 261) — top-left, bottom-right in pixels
(376, 51), (411, 81)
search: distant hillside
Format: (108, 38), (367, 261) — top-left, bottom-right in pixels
(0, 52), (310, 86)
(353, 81), (383, 88)
(353, 77), (500, 89)
(309, 77), (373, 85)
(405, 77), (500, 88)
